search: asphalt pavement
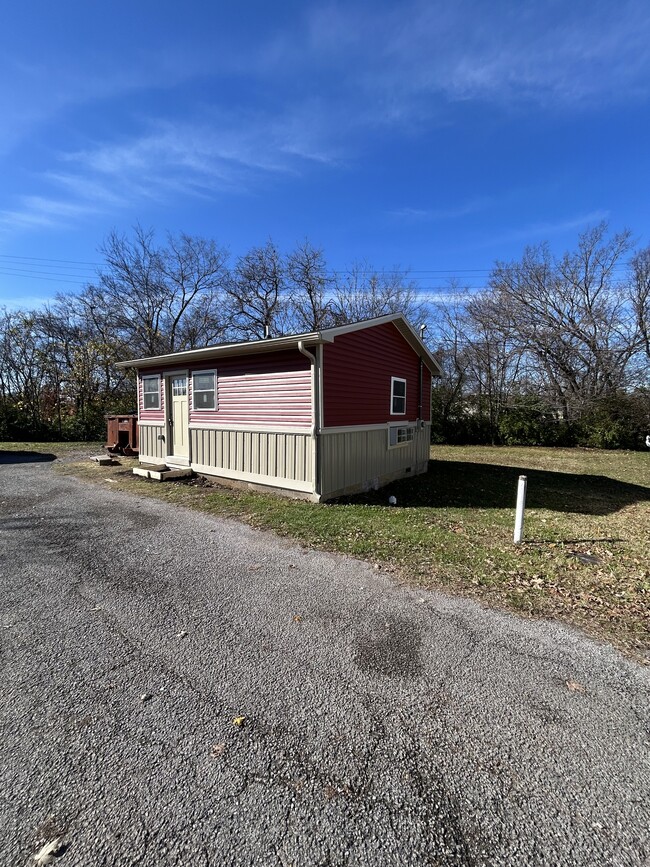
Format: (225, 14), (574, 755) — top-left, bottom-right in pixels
(0, 453), (648, 866)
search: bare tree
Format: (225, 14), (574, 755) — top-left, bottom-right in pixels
(227, 239), (286, 339)
(631, 245), (650, 364)
(83, 226), (230, 358)
(430, 283), (523, 442)
(285, 240), (333, 331)
(464, 291), (524, 438)
(159, 233), (231, 349)
(331, 262), (426, 327)
(429, 286), (473, 439)
(0, 309), (53, 434)
(488, 223), (637, 420)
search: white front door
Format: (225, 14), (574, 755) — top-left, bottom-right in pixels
(169, 375), (189, 459)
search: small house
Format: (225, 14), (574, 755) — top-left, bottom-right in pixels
(115, 314), (442, 501)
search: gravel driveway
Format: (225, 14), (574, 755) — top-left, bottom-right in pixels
(1, 454), (648, 866)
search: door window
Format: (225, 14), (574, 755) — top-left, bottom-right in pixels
(172, 376), (187, 397)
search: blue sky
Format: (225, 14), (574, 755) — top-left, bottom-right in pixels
(1, 0), (650, 310)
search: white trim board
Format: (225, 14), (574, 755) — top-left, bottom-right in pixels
(165, 455), (190, 467)
(321, 423), (404, 434)
(188, 423), (312, 434)
(138, 453), (165, 465)
(191, 462), (314, 493)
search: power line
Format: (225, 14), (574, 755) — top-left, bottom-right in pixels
(0, 266), (95, 280)
(0, 254), (633, 275)
(0, 253), (101, 267)
(0, 253), (634, 297)
(0, 269), (88, 285)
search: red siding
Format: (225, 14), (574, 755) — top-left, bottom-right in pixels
(323, 322), (432, 427)
(138, 373), (165, 423)
(139, 349), (312, 429)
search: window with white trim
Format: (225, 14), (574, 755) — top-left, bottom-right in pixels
(142, 374), (161, 410)
(389, 425), (415, 447)
(390, 377), (407, 415)
(192, 370), (216, 410)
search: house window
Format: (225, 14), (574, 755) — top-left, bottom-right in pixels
(192, 371), (216, 410)
(391, 377), (407, 415)
(142, 375), (161, 410)
(389, 425), (415, 447)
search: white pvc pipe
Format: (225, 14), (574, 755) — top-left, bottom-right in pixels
(514, 475), (527, 544)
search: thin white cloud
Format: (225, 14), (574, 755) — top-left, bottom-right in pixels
(2, 1), (647, 238)
(0, 105), (342, 234)
(387, 199), (491, 222)
(299, 0), (650, 115)
(68, 111), (337, 190)
(0, 44), (214, 156)
(483, 209), (611, 248)
(0, 196), (100, 231)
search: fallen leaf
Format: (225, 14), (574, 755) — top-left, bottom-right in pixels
(566, 680), (586, 693)
(232, 715), (246, 727)
(292, 614), (303, 623)
(34, 838), (65, 866)
(211, 742), (226, 757)
(569, 551), (602, 565)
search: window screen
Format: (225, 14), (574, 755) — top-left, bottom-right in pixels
(142, 375), (160, 410)
(391, 377), (406, 415)
(193, 371), (216, 410)
(389, 426), (415, 446)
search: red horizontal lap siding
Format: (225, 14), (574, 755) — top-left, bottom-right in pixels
(323, 322), (431, 427)
(138, 373), (165, 423)
(139, 349), (312, 428)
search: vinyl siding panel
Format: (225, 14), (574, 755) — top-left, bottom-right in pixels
(190, 427), (314, 491)
(320, 423), (430, 499)
(188, 350), (312, 428)
(138, 423), (165, 462)
(137, 350), (311, 429)
(323, 322), (432, 427)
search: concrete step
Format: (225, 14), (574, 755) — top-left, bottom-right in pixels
(133, 466), (193, 482)
(91, 455), (118, 466)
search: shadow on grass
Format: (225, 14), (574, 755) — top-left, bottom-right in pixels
(334, 460), (650, 516)
(0, 450), (56, 465)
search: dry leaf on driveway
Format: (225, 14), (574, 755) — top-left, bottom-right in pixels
(566, 680), (586, 693)
(34, 838), (65, 866)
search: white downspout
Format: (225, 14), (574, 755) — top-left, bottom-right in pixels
(298, 340), (320, 498)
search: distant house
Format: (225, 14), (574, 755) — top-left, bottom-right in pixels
(115, 314), (442, 501)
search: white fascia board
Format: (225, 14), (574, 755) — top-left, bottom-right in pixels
(116, 332), (329, 370)
(115, 312), (443, 375)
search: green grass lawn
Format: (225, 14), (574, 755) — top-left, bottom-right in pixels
(0, 440), (104, 455)
(5, 441), (648, 660)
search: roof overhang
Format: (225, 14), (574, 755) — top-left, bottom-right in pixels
(115, 313), (443, 376)
(115, 331), (330, 369)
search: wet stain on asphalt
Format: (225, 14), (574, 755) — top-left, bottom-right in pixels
(353, 614), (423, 678)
